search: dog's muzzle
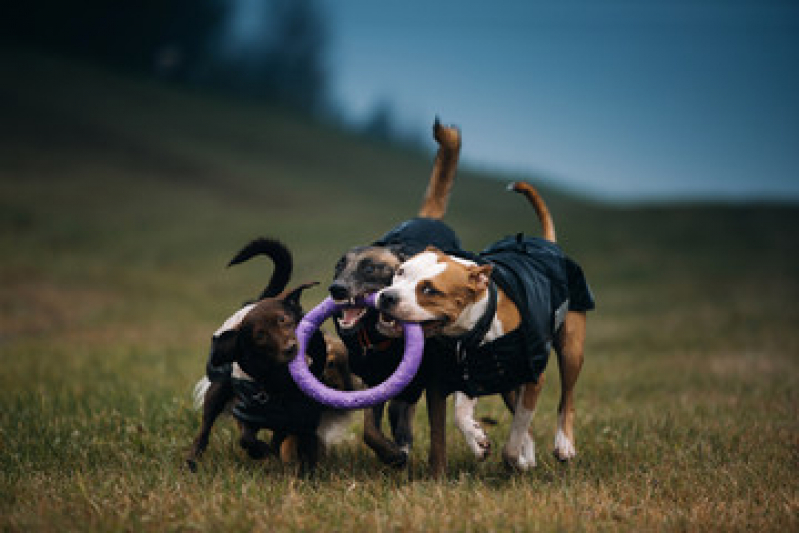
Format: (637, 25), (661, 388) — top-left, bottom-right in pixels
(377, 290), (399, 312)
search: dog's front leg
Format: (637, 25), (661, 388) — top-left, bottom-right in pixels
(186, 381), (231, 472)
(296, 434), (319, 479)
(363, 403), (408, 467)
(388, 399), (415, 456)
(426, 384), (448, 478)
(453, 393), (491, 460)
(238, 422), (271, 459)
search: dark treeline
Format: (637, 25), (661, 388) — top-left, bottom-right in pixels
(2, 0), (329, 115)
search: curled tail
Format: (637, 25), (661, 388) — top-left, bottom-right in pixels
(227, 237), (293, 299)
(508, 182), (556, 243)
(418, 117), (461, 219)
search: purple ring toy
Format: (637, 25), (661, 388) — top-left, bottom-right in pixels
(289, 294), (424, 410)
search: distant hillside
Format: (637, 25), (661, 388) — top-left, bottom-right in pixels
(1, 46), (796, 317)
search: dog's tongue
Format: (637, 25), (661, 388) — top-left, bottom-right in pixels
(339, 307), (365, 328)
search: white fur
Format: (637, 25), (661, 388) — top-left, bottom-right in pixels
(192, 370), (351, 447)
(454, 393), (491, 460)
(192, 307), (255, 412)
(316, 411), (353, 445)
(503, 387), (538, 470)
(191, 362), (251, 413)
(231, 362), (253, 381)
(385, 252), (509, 341)
(380, 252), (447, 322)
(192, 377), (212, 410)
(214, 303), (256, 337)
(554, 412), (577, 460)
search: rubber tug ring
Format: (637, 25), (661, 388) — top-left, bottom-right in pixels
(289, 294), (424, 410)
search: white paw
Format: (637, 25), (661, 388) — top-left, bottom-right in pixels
(502, 436), (536, 471)
(553, 429), (576, 461)
(464, 422), (492, 460)
(520, 434), (537, 468)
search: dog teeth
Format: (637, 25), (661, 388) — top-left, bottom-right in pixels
(338, 306), (367, 329)
(379, 313), (402, 332)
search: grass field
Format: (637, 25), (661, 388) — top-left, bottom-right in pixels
(1, 48), (798, 531)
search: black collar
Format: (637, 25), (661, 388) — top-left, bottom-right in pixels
(454, 281), (498, 360)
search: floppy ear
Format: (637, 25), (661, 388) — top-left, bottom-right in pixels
(280, 281), (320, 308)
(468, 264), (493, 292)
(209, 329), (239, 366)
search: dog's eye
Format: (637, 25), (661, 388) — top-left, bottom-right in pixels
(396, 268), (405, 278)
(421, 283), (441, 297)
(359, 260), (377, 275)
(277, 315), (290, 325)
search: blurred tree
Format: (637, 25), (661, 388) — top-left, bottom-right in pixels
(204, 0), (329, 113)
(362, 100), (396, 143)
(1, 0), (330, 116)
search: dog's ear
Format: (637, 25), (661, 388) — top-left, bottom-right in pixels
(468, 264), (493, 292)
(386, 243), (412, 262)
(280, 281), (319, 308)
(209, 329), (239, 366)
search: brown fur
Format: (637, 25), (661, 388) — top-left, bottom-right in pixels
(327, 119), (462, 468)
(418, 118), (461, 218)
(510, 182), (556, 243)
(186, 284), (353, 478)
(387, 183), (588, 476)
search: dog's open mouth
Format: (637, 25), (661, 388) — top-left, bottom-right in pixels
(335, 301), (367, 330)
(377, 311), (448, 337)
(377, 312), (403, 337)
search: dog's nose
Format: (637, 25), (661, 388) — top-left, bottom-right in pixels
(378, 290), (399, 311)
(328, 282), (350, 301)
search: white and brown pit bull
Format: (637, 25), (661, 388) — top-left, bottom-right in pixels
(375, 182), (595, 474)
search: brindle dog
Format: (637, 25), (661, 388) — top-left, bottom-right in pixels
(328, 119), (463, 466)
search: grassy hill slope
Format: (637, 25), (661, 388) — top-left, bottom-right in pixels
(1, 48), (797, 531)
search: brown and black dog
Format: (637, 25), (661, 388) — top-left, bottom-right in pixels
(327, 119), (464, 467)
(376, 182), (595, 475)
(187, 238), (353, 477)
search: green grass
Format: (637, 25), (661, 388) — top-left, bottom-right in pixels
(1, 47), (798, 532)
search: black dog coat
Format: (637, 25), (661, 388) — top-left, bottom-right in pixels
(441, 234), (595, 397)
(205, 331), (328, 434)
(230, 375), (322, 434)
(336, 217), (464, 402)
(372, 217), (462, 259)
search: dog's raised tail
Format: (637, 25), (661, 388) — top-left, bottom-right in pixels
(418, 117), (461, 219)
(508, 182), (556, 243)
(227, 237), (293, 299)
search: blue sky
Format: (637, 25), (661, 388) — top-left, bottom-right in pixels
(324, 0), (799, 201)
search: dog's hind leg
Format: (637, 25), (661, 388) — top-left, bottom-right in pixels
(186, 380), (231, 472)
(502, 377), (545, 471)
(553, 311), (586, 461)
